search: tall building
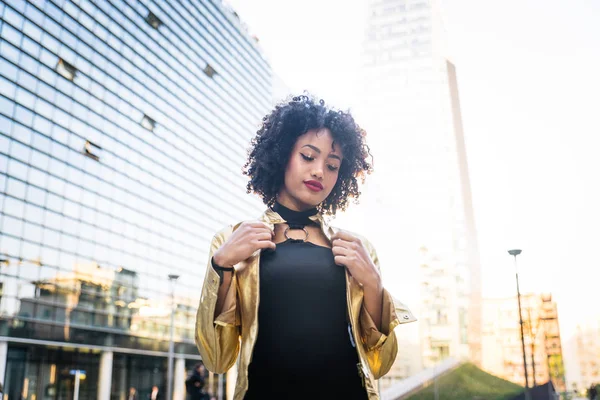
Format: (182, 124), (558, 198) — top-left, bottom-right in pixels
(564, 319), (600, 394)
(0, 0), (272, 399)
(540, 294), (566, 392)
(481, 294), (566, 392)
(359, 0), (482, 369)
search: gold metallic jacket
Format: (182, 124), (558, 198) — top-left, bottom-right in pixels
(195, 208), (416, 399)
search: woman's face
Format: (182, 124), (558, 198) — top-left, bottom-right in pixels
(277, 128), (343, 211)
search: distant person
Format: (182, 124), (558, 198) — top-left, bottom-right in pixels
(195, 94), (416, 399)
(148, 385), (160, 400)
(589, 384), (598, 400)
(127, 387), (138, 400)
(186, 363), (207, 400)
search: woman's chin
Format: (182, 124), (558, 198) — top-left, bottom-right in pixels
(294, 195), (321, 209)
(304, 198), (324, 209)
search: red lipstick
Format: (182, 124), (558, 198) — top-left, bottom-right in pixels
(304, 180), (323, 192)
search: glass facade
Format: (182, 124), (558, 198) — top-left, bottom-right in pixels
(0, 0), (272, 398)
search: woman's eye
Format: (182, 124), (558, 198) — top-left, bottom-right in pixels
(327, 165), (339, 172)
(300, 154), (314, 161)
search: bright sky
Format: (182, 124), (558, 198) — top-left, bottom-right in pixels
(226, 0), (600, 349)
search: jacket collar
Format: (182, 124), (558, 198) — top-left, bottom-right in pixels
(260, 207), (334, 241)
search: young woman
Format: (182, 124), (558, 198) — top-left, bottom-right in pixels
(195, 95), (415, 400)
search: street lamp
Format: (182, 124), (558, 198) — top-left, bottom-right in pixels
(508, 249), (530, 400)
(166, 274), (180, 400)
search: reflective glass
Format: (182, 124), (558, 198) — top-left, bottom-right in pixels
(4, 195), (25, 218)
(0, 135), (9, 153)
(31, 131), (52, 153)
(25, 184), (45, 206)
(0, 57), (19, 81)
(1, 21), (22, 47)
(6, 174), (27, 199)
(22, 162), (41, 189)
(0, 95), (15, 117)
(7, 158), (27, 181)
(37, 63), (56, 86)
(9, 140), (30, 163)
(0, 3), (271, 393)
(15, 87), (35, 109)
(2, 214), (23, 236)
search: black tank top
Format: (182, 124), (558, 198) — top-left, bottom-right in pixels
(244, 203), (368, 399)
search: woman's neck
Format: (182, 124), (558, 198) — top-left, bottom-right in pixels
(272, 201), (318, 227)
(275, 196), (316, 213)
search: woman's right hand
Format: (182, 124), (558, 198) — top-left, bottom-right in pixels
(213, 221), (276, 268)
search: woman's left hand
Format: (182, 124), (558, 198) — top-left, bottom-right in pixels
(331, 230), (382, 290)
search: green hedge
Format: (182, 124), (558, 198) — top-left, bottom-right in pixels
(405, 363), (523, 400)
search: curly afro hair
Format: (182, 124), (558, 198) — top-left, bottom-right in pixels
(243, 94), (373, 216)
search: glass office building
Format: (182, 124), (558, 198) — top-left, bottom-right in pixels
(0, 0), (272, 398)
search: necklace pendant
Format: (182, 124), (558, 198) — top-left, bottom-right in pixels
(284, 226), (309, 242)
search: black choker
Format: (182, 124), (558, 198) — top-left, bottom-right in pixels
(272, 202), (318, 229)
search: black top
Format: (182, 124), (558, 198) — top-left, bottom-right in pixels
(244, 203), (367, 399)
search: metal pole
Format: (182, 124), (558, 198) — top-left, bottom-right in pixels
(434, 361), (439, 400)
(167, 274), (179, 400)
(510, 250), (530, 400)
(74, 370), (80, 400)
(167, 294), (175, 400)
(531, 340), (537, 387)
(528, 308), (537, 387)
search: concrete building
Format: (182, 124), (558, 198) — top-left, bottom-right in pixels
(360, 0), (482, 372)
(564, 319), (600, 394)
(481, 293), (566, 393)
(0, 0), (272, 398)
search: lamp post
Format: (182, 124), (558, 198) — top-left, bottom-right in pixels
(526, 307), (542, 388)
(508, 249), (530, 400)
(167, 274), (180, 400)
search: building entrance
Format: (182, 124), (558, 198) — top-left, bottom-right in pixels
(4, 345), (100, 400)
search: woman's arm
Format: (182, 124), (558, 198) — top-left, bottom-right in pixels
(212, 254), (234, 318)
(331, 230), (384, 328)
(195, 227), (241, 374)
(361, 277), (384, 331)
(331, 231), (416, 378)
(195, 222), (275, 374)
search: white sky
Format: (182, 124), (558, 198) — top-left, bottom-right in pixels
(225, 0), (600, 344)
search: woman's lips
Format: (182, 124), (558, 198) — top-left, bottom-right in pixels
(304, 180), (323, 192)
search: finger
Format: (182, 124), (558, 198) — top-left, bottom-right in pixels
(253, 225), (275, 235)
(331, 245), (352, 257)
(254, 231), (273, 241)
(256, 239), (276, 250)
(331, 230), (358, 243)
(332, 238), (353, 249)
(334, 255), (349, 267)
(247, 221), (272, 230)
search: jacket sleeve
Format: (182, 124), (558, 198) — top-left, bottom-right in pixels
(194, 227), (241, 374)
(359, 241), (417, 379)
